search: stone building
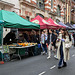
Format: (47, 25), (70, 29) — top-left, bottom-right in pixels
(0, 0), (20, 15)
(0, 0), (20, 38)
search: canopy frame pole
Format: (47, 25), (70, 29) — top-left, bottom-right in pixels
(1, 24), (4, 61)
(39, 29), (41, 43)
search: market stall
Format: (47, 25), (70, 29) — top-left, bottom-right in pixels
(31, 15), (59, 29)
(0, 20), (4, 62)
(0, 10), (40, 61)
(58, 22), (71, 29)
(47, 18), (65, 29)
(66, 22), (73, 29)
(72, 24), (75, 30)
(9, 43), (37, 60)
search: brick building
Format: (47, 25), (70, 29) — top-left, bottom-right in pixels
(19, 0), (66, 23)
(0, 0), (72, 24)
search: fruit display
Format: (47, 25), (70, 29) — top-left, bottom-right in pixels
(18, 43), (37, 47)
(8, 43), (37, 47)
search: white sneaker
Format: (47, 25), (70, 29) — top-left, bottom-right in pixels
(47, 56), (51, 59)
(45, 53), (47, 55)
(54, 55), (58, 59)
(41, 51), (45, 55)
(43, 51), (45, 54)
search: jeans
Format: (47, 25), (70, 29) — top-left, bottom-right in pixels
(58, 45), (66, 67)
(42, 44), (47, 53)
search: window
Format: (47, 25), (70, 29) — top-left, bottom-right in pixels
(56, 19), (60, 23)
(57, 5), (61, 17)
(37, 0), (45, 10)
(26, 16), (30, 21)
(61, 0), (66, 2)
(51, 0), (53, 9)
(36, 13), (44, 18)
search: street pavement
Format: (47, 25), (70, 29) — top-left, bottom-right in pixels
(0, 46), (75, 75)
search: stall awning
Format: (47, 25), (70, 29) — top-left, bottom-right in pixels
(73, 24), (75, 29)
(47, 18), (65, 29)
(0, 20), (4, 24)
(66, 22), (73, 29)
(31, 15), (58, 29)
(0, 10), (40, 29)
(31, 15), (48, 29)
(58, 22), (71, 29)
(71, 24), (75, 30)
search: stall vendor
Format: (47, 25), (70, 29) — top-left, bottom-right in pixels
(3, 31), (16, 45)
(18, 34), (27, 43)
(23, 31), (29, 42)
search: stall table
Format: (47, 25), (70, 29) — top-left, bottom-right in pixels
(9, 45), (36, 60)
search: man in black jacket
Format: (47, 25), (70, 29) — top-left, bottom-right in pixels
(47, 29), (55, 59)
(4, 31), (16, 44)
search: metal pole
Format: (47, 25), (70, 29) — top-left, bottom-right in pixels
(1, 24), (4, 61)
(70, 0), (72, 23)
(39, 29), (41, 43)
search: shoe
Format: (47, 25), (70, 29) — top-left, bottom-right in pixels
(62, 62), (67, 67)
(43, 51), (45, 53)
(54, 55), (58, 60)
(45, 53), (47, 55)
(47, 56), (51, 59)
(62, 64), (67, 67)
(58, 66), (62, 69)
(42, 51), (45, 55)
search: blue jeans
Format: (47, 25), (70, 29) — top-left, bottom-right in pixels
(58, 45), (64, 67)
(42, 44), (47, 53)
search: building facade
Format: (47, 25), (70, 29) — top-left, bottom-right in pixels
(0, 0), (20, 38)
(19, 0), (67, 23)
(64, 0), (71, 24)
(71, 0), (75, 24)
(0, 0), (72, 24)
(0, 0), (20, 15)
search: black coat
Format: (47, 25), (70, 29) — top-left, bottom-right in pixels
(47, 33), (56, 45)
(3, 32), (16, 44)
(73, 33), (75, 40)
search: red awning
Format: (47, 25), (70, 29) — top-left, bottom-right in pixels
(47, 18), (65, 29)
(31, 15), (57, 29)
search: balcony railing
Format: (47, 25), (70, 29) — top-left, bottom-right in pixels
(19, 0), (37, 8)
(48, 11), (57, 16)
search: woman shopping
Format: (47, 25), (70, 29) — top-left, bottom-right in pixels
(57, 29), (72, 69)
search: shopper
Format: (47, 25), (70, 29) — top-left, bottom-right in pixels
(57, 29), (72, 69)
(41, 30), (47, 54)
(36, 31), (40, 44)
(30, 30), (37, 43)
(23, 31), (29, 42)
(73, 32), (75, 47)
(53, 30), (58, 58)
(46, 29), (55, 59)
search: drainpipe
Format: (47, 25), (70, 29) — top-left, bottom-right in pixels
(70, 0), (72, 24)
